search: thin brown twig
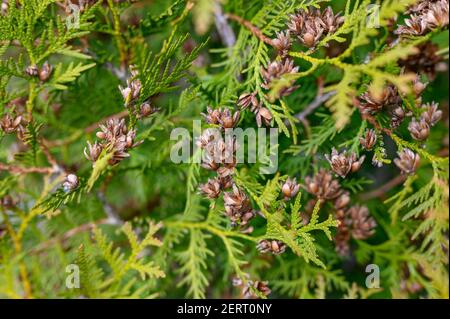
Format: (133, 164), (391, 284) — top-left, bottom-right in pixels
(225, 13), (274, 46)
(39, 138), (61, 169)
(43, 110), (129, 148)
(359, 174), (407, 201)
(0, 163), (55, 175)
(31, 218), (110, 254)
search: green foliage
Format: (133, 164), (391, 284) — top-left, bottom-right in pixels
(0, 0), (448, 300)
(176, 229), (214, 298)
(48, 62), (97, 90)
(74, 221), (164, 298)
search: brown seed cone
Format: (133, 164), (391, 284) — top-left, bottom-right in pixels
(408, 118), (430, 141)
(281, 177), (300, 200)
(0, 114), (23, 134)
(199, 178), (222, 199)
(272, 31), (291, 58)
(305, 168), (342, 200)
(345, 205), (377, 240)
(421, 102), (442, 126)
(360, 129), (377, 151)
(325, 148), (365, 178)
(256, 239), (287, 255)
(394, 149), (420, 175)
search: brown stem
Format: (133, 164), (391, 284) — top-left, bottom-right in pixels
(31, 218), (110, 254)
(0, 163), (55, 175)
(359, 174), (407, 201)
(39, 138), (62, 170)
(43, 110), (129, 148)
(225, 13), (274, 46)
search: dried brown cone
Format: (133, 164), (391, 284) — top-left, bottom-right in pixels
(345, 205), (377, 240)
(200, 153), (220, 172)
(334, 227), (351, 256)
(281, 177), (300, 200)
(288, 7), (344, 48)
(201, 106), (222, 125)
(237, 92), (259, 110)
(224, 184), (251, 212)
(196, 128), (219, 149)
(421, 101), (442, 126)
(395, 14), (429, 35)
(297, 16), (324, 48)
(236, 92), (273, 127)
(84, 141), (103, 162)
(287, 11), (307, 39)
(412, 75), (428, 99)
(395, 0), (449, 35)
(25, 64), (39, 77)
(119, 66), (141, 105)
(390, 106), (408, 129)
(334, 191), (351, 210)
(272, 31), (292, 58)
(260, 59), (299, 82)
(260, 59), (299, 97)
(358, 85), (402, 115)
(360, 129), (377, 151)
(217, 175), (233, 190)
(255, 106), (273, 127)
(305, 168), (342, 200)
(0, 195), (15, 209)
(0, 114), (23, 135)
(399, 42), (445, 81)
(407, 0), (436, 14)
(87, 119), (141, 165)
(63, 174), (79, 192)
(199, 178), (222, 199)
(39, 61), (53, 82)
(223, 184), (253, 226)
(425, 0), (449, 28)
(408, 118), (430, 141)
(320, 6), (345, 34)
(256, 239), (287, 255)
(217, 108), (240, 129)
(325, 148), (365, 178)
(217, 159), (237, 178)
(213, 137), (238, 166)
(394, 148), (420, 175)
(139, 102), (159, 118)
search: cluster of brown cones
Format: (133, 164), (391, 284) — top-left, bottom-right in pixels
(197, 109), (256, 233)
(304, 169), (377, 256)
(395, 0), (449, 36)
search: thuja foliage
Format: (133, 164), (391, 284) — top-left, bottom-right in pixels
(0, 0), (448, 299)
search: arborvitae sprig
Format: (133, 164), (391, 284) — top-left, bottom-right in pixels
(0, 0), (448, 299)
